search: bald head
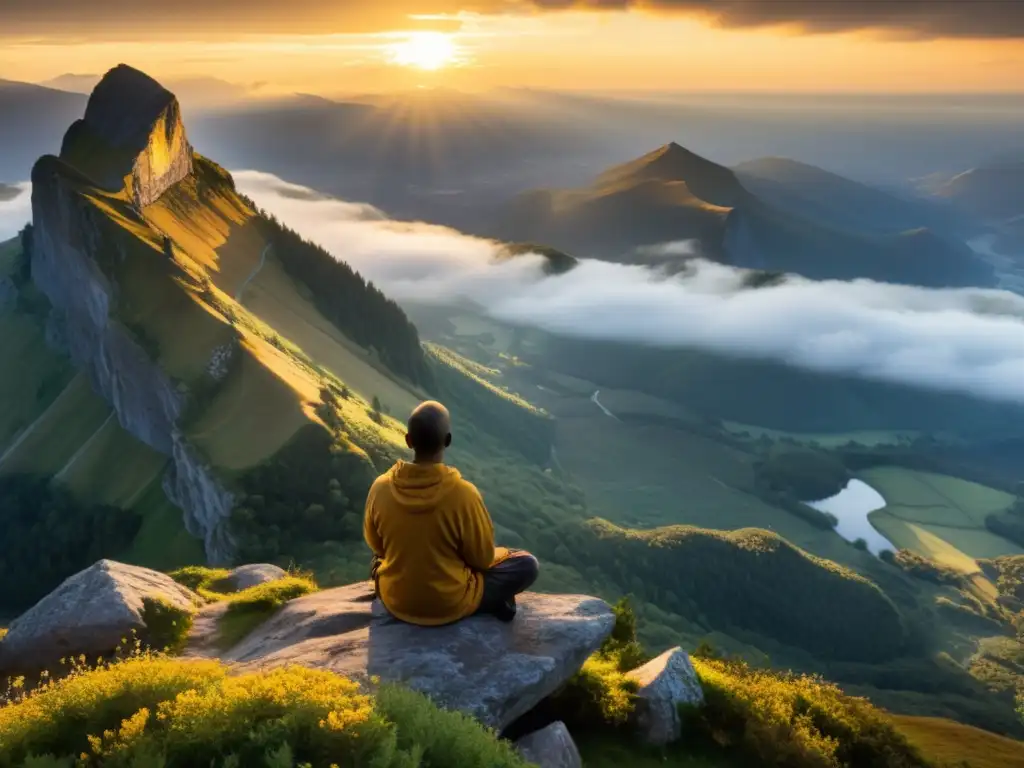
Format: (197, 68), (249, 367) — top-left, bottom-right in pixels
(406, 400), (452, 459)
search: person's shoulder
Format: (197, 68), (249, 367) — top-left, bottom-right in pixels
(450, 471), (484, 503)
(369, 466), (398, 493)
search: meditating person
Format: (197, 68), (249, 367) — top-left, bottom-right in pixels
(364, 400), (539, 625)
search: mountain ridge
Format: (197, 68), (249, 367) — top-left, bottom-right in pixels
(494, 142), (994, 287)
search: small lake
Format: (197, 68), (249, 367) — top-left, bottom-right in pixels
(804, 479), (895, 555)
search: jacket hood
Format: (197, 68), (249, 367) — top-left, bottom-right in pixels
(386, 460), (463, 512)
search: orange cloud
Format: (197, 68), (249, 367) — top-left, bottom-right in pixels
(5, 0), (1024, 40)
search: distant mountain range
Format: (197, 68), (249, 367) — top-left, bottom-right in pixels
(927, 160), (1024, 255)
(493, 143), (994, 287)
(0, 79), (85, 182)
(40, 73), (259, 111)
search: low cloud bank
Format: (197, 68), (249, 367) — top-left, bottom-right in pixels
(0, 184), (31, 243)
(236, 170), (1024, 406)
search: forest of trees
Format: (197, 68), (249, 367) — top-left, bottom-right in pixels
(556, 520), (908, 663)
(0, 475), (142, 612)
(244, 202), (432, 387)
(229, 423), (384, 564)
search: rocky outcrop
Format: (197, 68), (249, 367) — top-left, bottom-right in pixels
(163, 431), (236, 564)
(218, 582), (614, 731)
(30, 157), (184, 453)
(626, 647), (704, 745)
(77, 64), (193, 208)
(0, 560), (199, 674)
(224, 564), (288, 591)
(29, 72), (238, 563)
(30, 157), (235, 563)
(515, 722), (582, 768)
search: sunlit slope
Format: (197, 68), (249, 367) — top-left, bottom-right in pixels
(863, 467), (1022, 571)
(891, 715), (1024, 768)
(50, 146), (411, 473)
(236, 254), (426, 421)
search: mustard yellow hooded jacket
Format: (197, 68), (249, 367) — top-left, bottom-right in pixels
(364, 461), (508, 626)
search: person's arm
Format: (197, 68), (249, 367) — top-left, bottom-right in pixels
(460, 486), (496, 572)
(363, 485), (385, 558)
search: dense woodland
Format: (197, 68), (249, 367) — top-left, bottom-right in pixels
(241, 198), (433, 388)
(0, 475), (141, 612)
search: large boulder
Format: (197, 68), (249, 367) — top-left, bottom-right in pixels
(515, 721), (582, 768)
(0, 560), (199, 674)
(225, 563), (287, 591)
(626, 647), (705, 745)
(223, 582), (614, 731)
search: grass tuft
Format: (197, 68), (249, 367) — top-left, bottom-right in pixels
(215, 576), (319, 649)
(140, 598), (194, 655)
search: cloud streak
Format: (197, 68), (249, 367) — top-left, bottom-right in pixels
(237, 171), (1024, 407)
(0, 184), (32, 244)
(3, 0), (1023, 40)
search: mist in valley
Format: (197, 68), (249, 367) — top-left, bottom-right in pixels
(236, 170), (1024, 408)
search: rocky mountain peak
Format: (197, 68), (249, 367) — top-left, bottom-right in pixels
(62, 64), (193, 208)
(596, 141), (746, 208)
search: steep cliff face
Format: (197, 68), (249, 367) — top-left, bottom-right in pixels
(31, 157), (183, 453)
(27, 67), (236, 565)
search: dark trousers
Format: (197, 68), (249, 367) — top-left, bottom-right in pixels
(475, 549), (540, 617)
(370, 549), (540, 619)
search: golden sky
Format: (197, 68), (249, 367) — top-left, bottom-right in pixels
(2, 4), (1024, 94)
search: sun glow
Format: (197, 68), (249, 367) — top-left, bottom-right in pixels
(388, 32), (459, 71)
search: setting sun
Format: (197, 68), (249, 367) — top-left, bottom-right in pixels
(388, 32), (459, 71)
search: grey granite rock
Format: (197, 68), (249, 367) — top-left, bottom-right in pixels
(226, 564), (288, 591)
(626, 647), (705, 746)
(223, 582), (614, 731)
(515, 721), (582, 768)
(0, 560), (200, 674)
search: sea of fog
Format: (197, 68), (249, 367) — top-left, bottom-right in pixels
(5, 172), (1024, 411)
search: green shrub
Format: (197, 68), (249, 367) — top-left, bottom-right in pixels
(140, 598), (194, 654)
(217, 576), (319, 649)
(0, 657), (527, 768)
(547, 598), (645, 731)
(685, 657), (932, 768)
(168, 565), (232, 593)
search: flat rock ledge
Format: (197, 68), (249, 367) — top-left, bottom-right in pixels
(0, 560), (200, 674)
(223, 582), (615, 731)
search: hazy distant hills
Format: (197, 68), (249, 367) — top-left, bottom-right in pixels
(929, 161), (1024, 255)
(495, 143), (736, 261)
(936, 161), (1024, 221)
(0, 80), (85, 181)
(494, 144), (995, 287)
(734, 156), (973, 238)
(187, 90), (613, 226)
(41, 73), (257, 112)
